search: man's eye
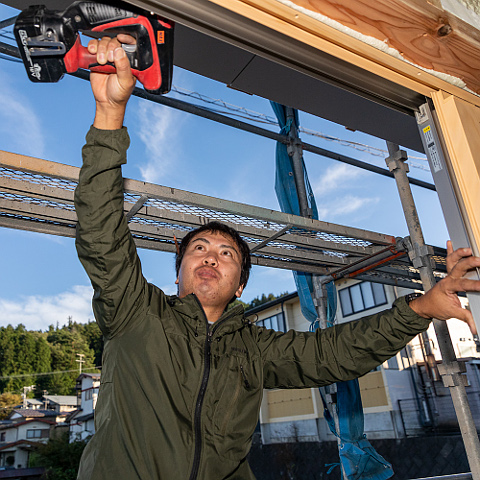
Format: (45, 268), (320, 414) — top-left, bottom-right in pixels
(194, 244), (204, 250)
(222, 250), (232, 256)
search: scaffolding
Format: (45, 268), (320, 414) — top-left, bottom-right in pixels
(1, 12), (479, 479)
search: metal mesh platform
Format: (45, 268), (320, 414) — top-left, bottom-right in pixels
(0, 149), (446, 288)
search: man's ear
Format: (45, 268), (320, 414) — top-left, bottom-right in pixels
(175, 277), (179, 285)
(235, 284), (244, 298)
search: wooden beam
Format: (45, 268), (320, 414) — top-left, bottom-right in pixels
(431, 90), (480, 256)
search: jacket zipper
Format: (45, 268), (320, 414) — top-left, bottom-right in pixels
(188, 297), (234, 480)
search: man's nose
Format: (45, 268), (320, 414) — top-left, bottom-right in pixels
(203, 254), (218, 266)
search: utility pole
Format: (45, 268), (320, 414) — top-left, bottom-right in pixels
(76, 353), (85, 374)
(22, 385), (35, 409)
(386, 142), (480, 480)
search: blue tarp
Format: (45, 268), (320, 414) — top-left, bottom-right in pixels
(271, 101), (393, 480)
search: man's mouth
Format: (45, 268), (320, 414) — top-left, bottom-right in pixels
(196, 266), (218, 279)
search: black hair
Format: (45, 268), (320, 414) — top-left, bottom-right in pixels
(175, 221), (251, 292)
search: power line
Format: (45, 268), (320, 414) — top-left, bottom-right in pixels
(0, 35), (434, 187)
(0, 367), (100, 380)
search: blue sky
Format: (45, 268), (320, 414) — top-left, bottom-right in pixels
(0, 3), (448, 330)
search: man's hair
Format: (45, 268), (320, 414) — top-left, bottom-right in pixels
(175, 221), (251, 290)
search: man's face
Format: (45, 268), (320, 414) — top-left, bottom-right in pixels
(176, 231), (244, 311)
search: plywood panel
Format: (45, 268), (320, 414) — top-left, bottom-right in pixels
(359, 370), (389, 408)
(266, 389), (315, 419)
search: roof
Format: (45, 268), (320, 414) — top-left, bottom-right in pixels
(0, 467), (45, 479)
(73, 413), (94, 423)
(0, 419), (55, 431)
(44, 395), (77, 406)
(245, 292), (298, 316)
(0, 440), (43, 452)
(9, 409), (60, 420)
(76, 372), (101, 381)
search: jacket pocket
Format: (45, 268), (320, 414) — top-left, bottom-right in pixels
(212, 355), (261, 460)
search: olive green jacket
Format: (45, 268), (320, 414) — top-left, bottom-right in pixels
(74, 127), (431, 480)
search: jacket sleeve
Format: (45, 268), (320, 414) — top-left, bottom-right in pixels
(74, 126), (148, 339)
(256, 295), (431, 389)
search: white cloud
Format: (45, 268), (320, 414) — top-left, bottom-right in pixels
(134, 102), (183, 184)
(330, 195), (379, 216)
(311, 164), (380, 221)
(0, 285), (94, 331)
(0, 75), (45, 157)
(159, 284), (177, 296)
(313, 163), (363, 197)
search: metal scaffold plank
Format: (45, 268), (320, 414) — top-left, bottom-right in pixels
(0, 150), (446, 287)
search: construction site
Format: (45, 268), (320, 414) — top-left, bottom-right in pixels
(1, 0), (480, 479)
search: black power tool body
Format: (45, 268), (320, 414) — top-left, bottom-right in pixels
(14, 1), (174, 94)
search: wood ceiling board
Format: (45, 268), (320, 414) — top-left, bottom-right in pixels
(285, 0), (480, 96)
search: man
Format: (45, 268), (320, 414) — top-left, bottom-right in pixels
(74, 35), (480, 480)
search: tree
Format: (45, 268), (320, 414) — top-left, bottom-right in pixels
(45, 327), (94, 395)
(30, 432), (87, 480)
(76, 321), (104, 368)
(0, 392), (22, 420)
(247, 292), (289, 310)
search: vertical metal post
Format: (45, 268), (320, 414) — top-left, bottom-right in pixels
(385, 142), (480, 479)
(285, 106), (312, 218)
(313, 275), (347, 480)
(285, 107), (345, 477)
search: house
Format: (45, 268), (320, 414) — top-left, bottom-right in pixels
(0, 404), (74, 469)
(42, 395), (77, 413)
(0, 419), (54, 469)
(68, 373), (100, 442)
(247, 280), (479, 444)
(9, 409), (66, 426)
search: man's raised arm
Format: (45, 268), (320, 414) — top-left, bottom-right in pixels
(74, 36), (145, 338)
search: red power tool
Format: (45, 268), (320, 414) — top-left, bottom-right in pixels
(14, 1), (174, 94)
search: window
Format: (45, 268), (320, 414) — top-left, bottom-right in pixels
(0, 432), (5, 442)
(256, 313), (286, 332)
(26, 429), (49, 439)
(84, 389), (93, 401)
(339, 281), (387, 317)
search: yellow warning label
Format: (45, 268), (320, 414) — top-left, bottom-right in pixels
(423, 126), (431, 134)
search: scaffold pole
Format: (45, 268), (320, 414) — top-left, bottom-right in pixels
(385, 142), (480, 480)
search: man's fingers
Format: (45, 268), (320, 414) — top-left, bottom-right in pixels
(453, 308), (478, 335)
(446, 246), (474, 274)
(449, 255), (480, 280)
(116, 33), (136, 45)
(113, 47), (136, 91)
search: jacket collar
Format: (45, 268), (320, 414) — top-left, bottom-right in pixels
(166, 293), (247, 333)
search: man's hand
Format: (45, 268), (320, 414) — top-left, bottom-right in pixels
(88, 34), (137, 130)
(409, 241), (480, 334)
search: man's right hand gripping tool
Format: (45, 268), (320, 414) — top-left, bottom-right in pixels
(14, 1), (174, 94)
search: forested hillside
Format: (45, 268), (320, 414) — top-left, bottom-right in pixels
(0, 292), (288, 405)
(0, 320), (103, 399)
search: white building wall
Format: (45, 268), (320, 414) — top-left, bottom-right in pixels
(70, 375), (100, 442)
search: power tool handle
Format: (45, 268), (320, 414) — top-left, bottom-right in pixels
(64, 16), (164, 92)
